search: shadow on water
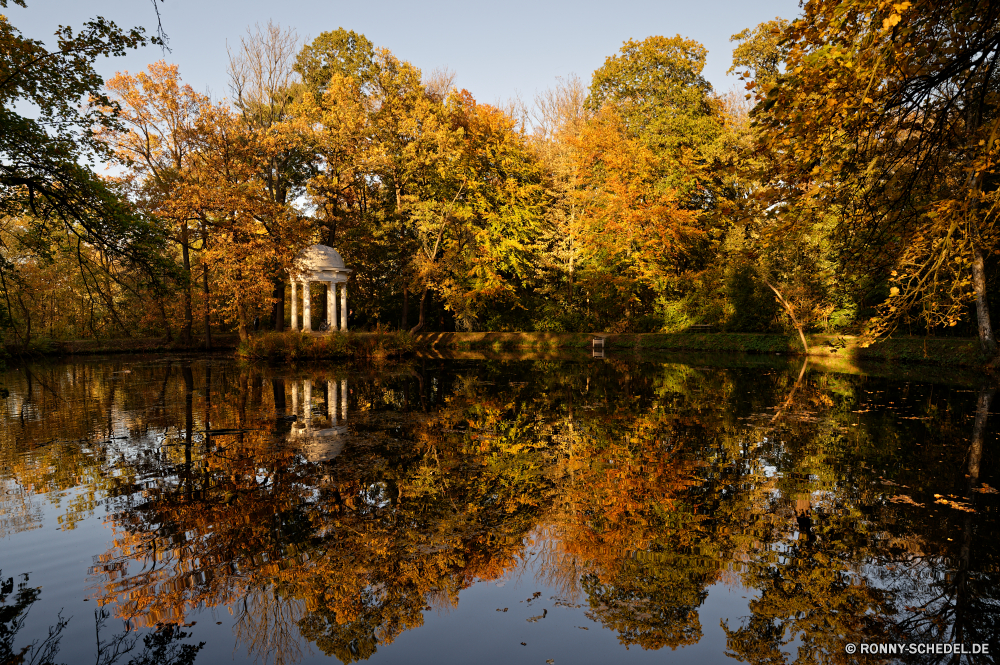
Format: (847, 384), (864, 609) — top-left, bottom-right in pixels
(1, 354), (999, 664)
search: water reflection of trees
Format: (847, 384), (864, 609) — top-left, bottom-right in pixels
(1, 357), (998, 663)
(0, 568), (203, 665)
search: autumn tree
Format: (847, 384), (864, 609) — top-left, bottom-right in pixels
(228, 21), (313, 331)
(587, 35), (721, 198)
(524, 76), (591, 331)
(100, 50), (311, 344)
(358, 49), (457, 332)
(100, 62), (209, 344)
(406, 91), (547, 331)
(572, 107), (702, 328)
(294, 34), (409, 328)
(559, 35), (725, 331)
(296, 33), (547, 332)
(728, 18), (790, 89)
(188, 102), (311, 341)
(0, 1), (169, 346)
(295, 27), (377, 97)
(753, 0), (1000, 357)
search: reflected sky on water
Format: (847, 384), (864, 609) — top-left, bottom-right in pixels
(1, 355), (998, 664)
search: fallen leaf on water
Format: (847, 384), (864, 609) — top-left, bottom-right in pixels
(934, 498), (975, 513)
(889, 495), (924, 507)
(974, 483), (999, 494)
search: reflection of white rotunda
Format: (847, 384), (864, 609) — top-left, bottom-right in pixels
(289, 379), (348, 463)
(289, 245), (352, 332)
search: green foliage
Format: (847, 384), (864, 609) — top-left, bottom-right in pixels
(526, 304), (589, 333)
(295, 28), (377, 95)
(0, 9), (165, 263)
(530, 314), (565, 333)
(728, 18), (789, 87)
(587, 34), (721, 197)
(725, 264), (779, 332)
(656, 298), (693, 333)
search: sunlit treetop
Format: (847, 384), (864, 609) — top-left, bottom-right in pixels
(295, 28), (377, 96)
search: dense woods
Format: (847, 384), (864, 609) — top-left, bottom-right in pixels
(3, 0), (1000, 357)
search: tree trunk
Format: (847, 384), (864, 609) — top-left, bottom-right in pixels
(972, 246), (997, 357)
(968, 387), (992, 492)
(271, 279), (285, 332)
(401, 286), (408, 331)
(765, 280), (809, 354)
(204, 365), (212, 458)
(237, 301), (250, 343)
(202, 261), (212, 350)
(568, 253), (575, 303)
(182, 365), (194, 500)
(158, 298), (173, 343)
(771, 357), (809, 424)
(272, 378), (286, 416)
(954, 386), (994, 645)
(180, 221), (193, 344)
(201, 221), (211, 349)
(409, 288), (429, 334)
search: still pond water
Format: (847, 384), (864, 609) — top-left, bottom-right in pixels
(1, 354), (998, 664)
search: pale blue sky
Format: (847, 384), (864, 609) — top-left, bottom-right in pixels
(8, 0), (801, 105)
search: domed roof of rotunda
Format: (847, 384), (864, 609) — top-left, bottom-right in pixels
(296, 244), (346, 271)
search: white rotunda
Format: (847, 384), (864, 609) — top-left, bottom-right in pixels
(289, 244), (352, 332)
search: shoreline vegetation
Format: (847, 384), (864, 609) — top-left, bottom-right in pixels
(1, 331), (989, 369)
(6, 7), (1000, 370)
(6, 5), (1000, 375)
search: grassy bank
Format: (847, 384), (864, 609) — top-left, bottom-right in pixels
(413, 332), (988, 367)
(3, 330), (987, 368)
(2, 334), (240, 357)
(236, 331), (420, 361)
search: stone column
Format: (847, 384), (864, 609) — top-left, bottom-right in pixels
(303, 281), (312, 332)
(340, 282), (348, 331)
(327, 281), (336, 332)
(290, 380), (298, 415)
(340, 379), (347, 421)
(290, 280), (298, 330)
(327, 380), (337, 425)
(303, 380), (312, 429)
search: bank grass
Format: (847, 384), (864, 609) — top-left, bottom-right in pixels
(237, 330), (421, 361)
(412, 332), (987, 367)
(3, 329), (987, 369)
(3, 334), (242, 357)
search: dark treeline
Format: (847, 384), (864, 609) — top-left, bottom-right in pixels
(3, 0), (1000, 358)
